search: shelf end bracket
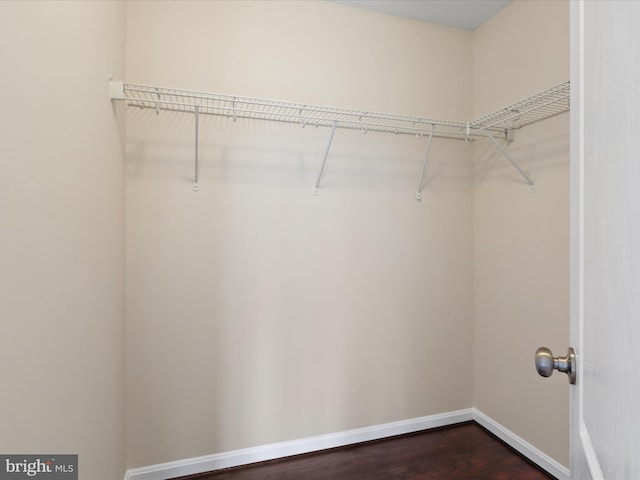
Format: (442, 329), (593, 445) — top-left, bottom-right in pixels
(109, 80), (125, 101)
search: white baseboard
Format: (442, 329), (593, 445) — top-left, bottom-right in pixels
(124, 408), (474, 480)
(473, 409), (570, 480)
(124, 408), (569, 480)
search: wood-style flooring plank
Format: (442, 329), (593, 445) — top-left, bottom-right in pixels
(175, 422), (556, 480)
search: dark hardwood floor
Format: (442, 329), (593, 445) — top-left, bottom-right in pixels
(175, 422), (556, 480)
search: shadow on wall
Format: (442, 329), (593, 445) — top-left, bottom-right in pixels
(474, 112), (570, 187)
(125, 106), (472, 195)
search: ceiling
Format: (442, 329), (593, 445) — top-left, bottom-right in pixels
(331, 0), (512, 31)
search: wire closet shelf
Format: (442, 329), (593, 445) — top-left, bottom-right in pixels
(110, 80), (569, 196)
(469, 81), (570, 135)
(111, 81), (570, 141)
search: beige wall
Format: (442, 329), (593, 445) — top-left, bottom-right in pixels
(125, 0), (474, 468)
(0, 0), (571, 475)
(472, 0), (569, 114)
(0, 1), (126, 478)
(472, 0), (570, 467)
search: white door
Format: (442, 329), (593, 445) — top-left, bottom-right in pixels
(569, 1), (640, 478)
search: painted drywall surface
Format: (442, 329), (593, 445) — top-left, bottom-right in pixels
(0, 1), (126, 478)
(472, 0), (569, 114)
(124, 0), (472, 119)
(125, 1), (474, 468)
(472, 0), (570, 468)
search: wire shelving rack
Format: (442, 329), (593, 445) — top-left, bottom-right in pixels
(110, 80), (570, 197)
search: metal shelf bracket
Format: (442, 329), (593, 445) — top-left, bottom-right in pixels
(194, 106), (200, 191)
(314, 121), (338, 196)
(415, 128), (434, 201)
(487, 133), (535, 191)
